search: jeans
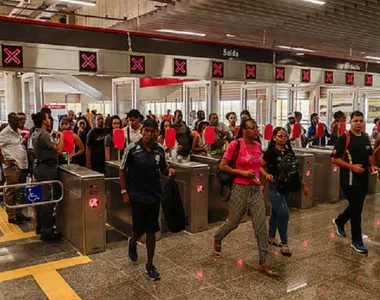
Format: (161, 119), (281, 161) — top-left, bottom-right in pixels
(336, 184), (368, 242)
(267, 183), (290, 245)
(34, 164), (60, 236)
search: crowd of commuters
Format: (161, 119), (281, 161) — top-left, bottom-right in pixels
(0, 106), (378, 280)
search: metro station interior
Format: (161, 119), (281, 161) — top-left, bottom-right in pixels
(0, 0), (380, 299)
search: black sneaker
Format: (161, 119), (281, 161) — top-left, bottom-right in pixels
(146, 264), (160, 281)
(17, 214), (32, 222)
(8, 218), (23, 225)
(40, 231), (62, 242)
(128, 237), (138, 263)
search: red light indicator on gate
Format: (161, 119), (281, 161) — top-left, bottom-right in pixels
(212, 61), (224, 78)
(324, 71), (334, 84)
(89, 198), (99, 208)
(333, 166), (339, 173)
(245, 64), (257, 79)
(275, 67), (285, 81)
(301, 69), (311, 83)
(1, 45), (23, 68)
(197, 185), (204, 193)
(306, 170), (311, 177)
(365, 74), (373, 86)
(79, 51), (97, 72)
(173, 58), (187, 76)
(130, 55), (146, 74)
(346, 73), (354, 85)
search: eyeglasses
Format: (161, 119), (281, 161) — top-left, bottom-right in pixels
(276, 134), (288, 139)
(246, 126), (257, 130)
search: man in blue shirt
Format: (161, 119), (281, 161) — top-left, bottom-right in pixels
(307, 113), (330, 146)
(119, 119), (175, 281)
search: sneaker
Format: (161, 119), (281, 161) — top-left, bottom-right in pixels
(146, 264), (161, 281)
(332, 218), (347, 238)
(351, 241), (368, 254)
(128, 237), (138, 263)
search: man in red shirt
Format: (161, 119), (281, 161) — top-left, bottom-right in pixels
(162, 109), (173, 122)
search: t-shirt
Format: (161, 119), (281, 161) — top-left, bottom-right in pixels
(307, 123), (330, 146)
(120, 140), (167, 204)
(105, 133), (123, 161)
(331, 131), (373, 186)
(31, 128), (58, 160)
(263, 146), (293, 179)
(86, 127), (108, 162)
(223, 138), (262, 185)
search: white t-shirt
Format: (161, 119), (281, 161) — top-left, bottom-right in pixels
(123, 125), (142, 145)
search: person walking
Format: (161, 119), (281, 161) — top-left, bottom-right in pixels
(331, 111), (378, 253)
(213, 118), (276, 276)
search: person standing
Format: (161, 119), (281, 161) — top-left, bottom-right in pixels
(67, 110), (76, 130)
(105, 115), (123, 161)
(119, 119), (175, 281)
(124, 110), (142, 146)
(86, 114), (108, 174)
(213, 119), (276, 276)
(0, 113), (31, 225)
(204, 113), (229, 156)
(307, 113), (330, 146)
(162, 109), (173, 122)
(191, 110), (206, 130)
(331, 111), (378, 253)
(17, 112), (29, 141)
(172, 110), (192, 160)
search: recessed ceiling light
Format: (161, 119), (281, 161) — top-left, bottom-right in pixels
(364, 56), (380, 61)
(156, 29), (206, 37)
(301, 0), (326, 5)
(226, 34), (236, 38)
(58, 0), (96, 6)
(277, 45), (315, 52)
(296, 53), (305, 56)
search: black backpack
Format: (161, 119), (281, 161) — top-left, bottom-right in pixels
(277, 151), (302, 192)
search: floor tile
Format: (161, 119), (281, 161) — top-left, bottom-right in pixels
(170, 287), (229, 300)
(0, 275), (48, 300)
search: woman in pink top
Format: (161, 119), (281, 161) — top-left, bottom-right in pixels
(213, 119), (276, 276)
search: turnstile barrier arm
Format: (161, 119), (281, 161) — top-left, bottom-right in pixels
(0, 180), (64, 209)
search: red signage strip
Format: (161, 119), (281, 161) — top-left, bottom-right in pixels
(139, 78), (196, 88)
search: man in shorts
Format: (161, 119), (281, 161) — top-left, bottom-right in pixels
(119, 119), (175, 281)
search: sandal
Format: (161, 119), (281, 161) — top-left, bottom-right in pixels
(258, 261), (277, 276)
(281, 244), (292, 257)
(213, 240), (223, 258)
(267, 237), (282, 247)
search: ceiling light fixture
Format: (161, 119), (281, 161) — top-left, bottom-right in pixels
(277, 45), (315, 52)
(301, 0), (326, 5)
(226, 34), (236, 38)
(156, 29), (206, 37)
(364, 56), (380, 61)
(58, 0), (96, 6)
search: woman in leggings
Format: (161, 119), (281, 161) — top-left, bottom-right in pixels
(261, 127), (309, 256)
(213, 118), (276, 276)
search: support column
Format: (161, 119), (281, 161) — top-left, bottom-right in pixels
(4, 72), (22, 116)
(210, 81), (219, 115)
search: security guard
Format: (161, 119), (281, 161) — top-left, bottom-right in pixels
(31, 111), (64, 241)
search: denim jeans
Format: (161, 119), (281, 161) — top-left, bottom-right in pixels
(267, 183), (290, 245)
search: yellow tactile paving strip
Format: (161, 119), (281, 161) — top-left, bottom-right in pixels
(0, 256), (92, 299)
(0, 207), (36, 242)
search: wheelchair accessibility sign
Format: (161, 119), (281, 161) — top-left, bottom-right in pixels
(25, 186), (43, 204)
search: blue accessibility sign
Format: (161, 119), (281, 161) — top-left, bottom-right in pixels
(25, 186), (43, 204)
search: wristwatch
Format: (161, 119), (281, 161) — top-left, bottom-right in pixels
(121, 189), (127, 195)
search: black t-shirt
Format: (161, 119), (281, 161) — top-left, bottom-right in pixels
(86, 127), (108, 162)
(331, 132), (373, 186)
(263, 146), (293, 179)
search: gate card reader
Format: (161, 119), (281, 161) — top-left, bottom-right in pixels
(58, 165), (106, 255)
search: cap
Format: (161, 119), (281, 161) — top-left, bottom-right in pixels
(288, 112), (295, 119)
(142, 119), (158, 130)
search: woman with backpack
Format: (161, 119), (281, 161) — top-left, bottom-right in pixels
(261, 127), (309, 257)
(213, 118), (276, 276)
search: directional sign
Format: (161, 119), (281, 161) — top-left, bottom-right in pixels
(346, 73), (354, 85)
(301, 69), (311, 83)
(25, 186), (43, 204)
(1, 45), (23, 68)
(365, 74), (373, 87)
(324, 71), (334, 84)
(130, 55), (146, 74)
(275, 67), (285, 81)
(245, 64), (257, 79)
(173, 58), (187, 76)
(212, 61), (224, 78)
(79, 51), (97, 72)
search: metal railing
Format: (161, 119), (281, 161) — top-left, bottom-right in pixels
(0, 180), (64, 209)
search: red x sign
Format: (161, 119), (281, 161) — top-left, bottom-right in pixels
(245, 64), (257, 79)
(325, 71), (334, 84)
(346, 73), (354, 85)
(173, 58), (187, 76)
(212, 62), (224, 78)
(79, 51), (97, 72)
(275, 67), (285, 81)
(301, 69), (311, 83)
(1, 45), (23, 68)
(365, 74), (373, 86)
(130, 55), (145, 74)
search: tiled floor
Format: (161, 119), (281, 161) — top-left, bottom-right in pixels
(1, 194), (380, 299)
